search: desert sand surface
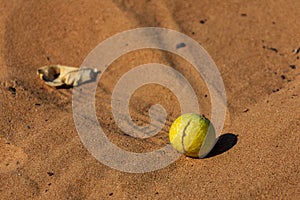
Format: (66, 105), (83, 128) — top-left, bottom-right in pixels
(1, 0), (299, 199)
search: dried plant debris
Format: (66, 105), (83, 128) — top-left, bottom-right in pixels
(262, 45), (278, 53)
(37, 65), (100, 87)
(293, 48), (300, 54)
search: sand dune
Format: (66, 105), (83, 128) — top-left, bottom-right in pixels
(1, 0), (299, 199)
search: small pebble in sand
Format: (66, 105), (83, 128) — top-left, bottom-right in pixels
(176, 42), (186, 49)
(243, 108), (249, 113)
(289, 65), (296, 69)
(47, 171), (54, 176)
(199, 19), (207, 24)
(8, 86), (16, 96)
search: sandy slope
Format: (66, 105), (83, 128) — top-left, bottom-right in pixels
(1, 0), (299, 199)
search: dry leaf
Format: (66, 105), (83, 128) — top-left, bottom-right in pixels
(37, 65), (100, 87)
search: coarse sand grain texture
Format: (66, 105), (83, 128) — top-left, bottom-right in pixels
(0, 0), (299, 199)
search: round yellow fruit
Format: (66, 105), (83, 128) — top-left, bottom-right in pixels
(169, 113), (216, 158)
